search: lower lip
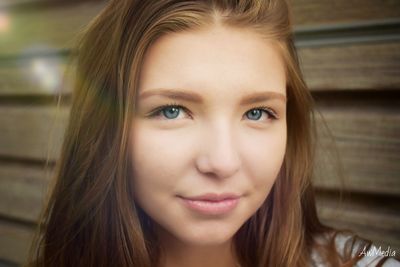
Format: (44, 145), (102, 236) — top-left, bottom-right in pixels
(179, 197), (240, 215)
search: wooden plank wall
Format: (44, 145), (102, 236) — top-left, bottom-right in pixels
(0, 0), (399, 265)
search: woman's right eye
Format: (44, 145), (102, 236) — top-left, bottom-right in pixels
(148, 104), (191, 120)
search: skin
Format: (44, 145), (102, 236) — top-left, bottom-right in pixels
(130, 24), (287, 267)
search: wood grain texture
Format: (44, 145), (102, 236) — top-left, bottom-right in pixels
(0, 162), (51, 222)
(0, 220), (35, 265)
(0, 0), (37, 8)
(298, 42), (400, 90)
(0, 2), (105, 58)
(313, 110), (400, 195)
(0, 56), (72, 96)
(289, 0), (400, 26)
(0, 105), (68, 160)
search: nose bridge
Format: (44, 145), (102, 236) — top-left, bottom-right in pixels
(196, 118), (241, 179)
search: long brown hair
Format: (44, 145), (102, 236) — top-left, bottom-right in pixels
(26, 1), (370, 266)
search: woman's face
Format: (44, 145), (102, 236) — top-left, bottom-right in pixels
(131, 25), (287, 247)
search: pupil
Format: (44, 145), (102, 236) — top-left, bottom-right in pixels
(248, 109), (261, 120)
(164, 107), (179, 119)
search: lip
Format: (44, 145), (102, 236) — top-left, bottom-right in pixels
(181, 193), (240, 202)
(178, 193), (240, 215)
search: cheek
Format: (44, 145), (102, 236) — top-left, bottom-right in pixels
(242, 126), (286, 190)
(130, 126), (192, 193)
(132, 128), (169, 182)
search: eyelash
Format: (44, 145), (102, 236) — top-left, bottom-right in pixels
(147, 102), (279, 121)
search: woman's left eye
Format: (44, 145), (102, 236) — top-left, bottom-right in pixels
(245, 107), (278, 121)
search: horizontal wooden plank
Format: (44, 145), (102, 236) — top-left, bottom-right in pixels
(299, 41), (400, 90)
(0, 105), (68, 160)
(0, 0), (37, 8)
(316, 191), (400, 252)
(0, 162), (50, 222)
(289, 0), (400, 26)
(294, 18), (400, 48)
(313, 97), (400, 195)
(0, 2), (105, 58)
(0, 1), (399, 58)
(0, 220), (35, 265)
(1, 41), (399, 96)
(0, 56), (72, 96)
(0, 0), (102, 9)
(0, 260), (18, 267)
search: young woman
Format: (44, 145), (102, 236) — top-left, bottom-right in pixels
(26, 0), (399, 266)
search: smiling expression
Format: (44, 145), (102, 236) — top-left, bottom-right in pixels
(130, 25), (287, 247)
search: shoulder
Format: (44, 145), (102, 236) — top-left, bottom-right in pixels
(311, 231), (400, 267)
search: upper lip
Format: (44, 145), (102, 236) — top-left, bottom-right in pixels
(180, 193), (240, 201)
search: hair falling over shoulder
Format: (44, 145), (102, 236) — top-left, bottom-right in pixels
(25, 1), (372, 266)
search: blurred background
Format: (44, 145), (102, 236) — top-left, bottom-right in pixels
(0, 0), (399, 266)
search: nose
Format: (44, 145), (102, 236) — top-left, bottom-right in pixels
(195, 121), (241, 179)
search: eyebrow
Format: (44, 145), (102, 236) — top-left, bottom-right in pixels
(139, 88), (287, 104)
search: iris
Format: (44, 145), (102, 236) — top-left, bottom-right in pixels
(162, 107), (180, 119)
(246, 109), (262, 120)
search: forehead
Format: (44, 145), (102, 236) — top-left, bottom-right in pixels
(138, 25), (286, 100)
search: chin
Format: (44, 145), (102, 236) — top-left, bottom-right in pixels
(176, 224), (238, 246)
